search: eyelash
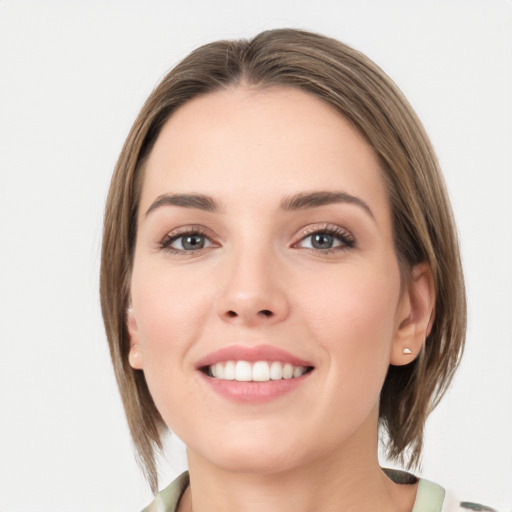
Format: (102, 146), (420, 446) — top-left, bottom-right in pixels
(159, 225), (214, 254)
(158, 224), (356, 255)
(294, 224), (356, 253)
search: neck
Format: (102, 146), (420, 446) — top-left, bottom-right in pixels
(178, 409), (417, 512)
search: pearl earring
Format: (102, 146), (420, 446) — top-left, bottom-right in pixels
(402, 347), (413, 355)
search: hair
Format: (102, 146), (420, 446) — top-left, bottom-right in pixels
(100, 28), (466, 493)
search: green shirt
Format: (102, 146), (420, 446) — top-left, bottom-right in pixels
(142, 470), (498, 512)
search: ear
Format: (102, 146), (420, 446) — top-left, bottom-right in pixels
(390, 262), (435, 366)
(127, 305), (144, 370)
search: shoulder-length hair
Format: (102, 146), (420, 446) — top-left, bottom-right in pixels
(100, 28), (466, 493)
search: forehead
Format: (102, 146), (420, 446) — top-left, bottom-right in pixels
(140, 86), (390, 222)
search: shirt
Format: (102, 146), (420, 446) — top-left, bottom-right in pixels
(142, 469), (499, 512)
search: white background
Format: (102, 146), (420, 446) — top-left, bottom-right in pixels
(1, 1), (511, 511)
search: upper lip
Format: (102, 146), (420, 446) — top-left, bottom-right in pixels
(195, 344), (314, 369)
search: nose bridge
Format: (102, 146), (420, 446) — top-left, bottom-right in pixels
(216, 234), (289, 325)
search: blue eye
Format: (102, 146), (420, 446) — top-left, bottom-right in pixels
(307, 233), (337, 250)
(297, 227), (355, 252)
(175, 234), (207, 250)
(160, 230), (215, 252)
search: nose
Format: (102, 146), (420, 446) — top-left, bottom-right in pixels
(216, 245), (290, 327)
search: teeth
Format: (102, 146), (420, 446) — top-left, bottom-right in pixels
(207, 360), (310, 382)
(293, 365), (306, 378)
(252, 361), (270, 381)
(224, 360), (236, 380)
(235, 361), (252, 381)
(283, 363), (293, 379)
(270, 361), (283, 380)
(214, 362), (224, 379)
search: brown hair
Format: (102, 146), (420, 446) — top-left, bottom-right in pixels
(100, 28), (466, 493)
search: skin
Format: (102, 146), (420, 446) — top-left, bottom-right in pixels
(128, 86), (434, 512)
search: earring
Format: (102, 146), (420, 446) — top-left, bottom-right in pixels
(402, 347), (413, 355)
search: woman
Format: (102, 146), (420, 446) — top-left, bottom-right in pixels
(100, 29), (496, 511)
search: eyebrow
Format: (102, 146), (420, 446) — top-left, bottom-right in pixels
(145, 190), (374, 219)
(145, 193), (222, 217)
(280, 191), (374, 219)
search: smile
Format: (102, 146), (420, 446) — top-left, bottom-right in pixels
(206, 360), (312, 381)
(196, 344), (315, 402)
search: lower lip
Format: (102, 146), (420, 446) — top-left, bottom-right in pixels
(198, 371), (313, 403)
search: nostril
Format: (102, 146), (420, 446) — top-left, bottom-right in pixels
(224, 309), (274, 320)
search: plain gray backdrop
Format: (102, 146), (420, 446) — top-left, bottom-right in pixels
(1, 1), (511, 510)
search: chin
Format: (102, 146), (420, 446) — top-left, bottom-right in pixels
(210, 449), (302, 475)
(189, 431), (308, 475)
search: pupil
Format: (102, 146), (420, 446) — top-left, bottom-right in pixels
(312, 233), (333, 249)
(183, 235), (204, 250)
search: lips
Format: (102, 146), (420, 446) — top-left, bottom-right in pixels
(196, 344), (313, 369)
(196, 345), (315, 402)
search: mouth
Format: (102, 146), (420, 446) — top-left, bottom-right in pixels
(195, 345), (315, 402)
(201, 360), (314, 382)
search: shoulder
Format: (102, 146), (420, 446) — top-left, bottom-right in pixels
(442, 491), (501, 512)
(141, 471), (190, 512)
(146, 470), (502, 512)
(419, 478), (501, 512)
(384, 469), (501, 512)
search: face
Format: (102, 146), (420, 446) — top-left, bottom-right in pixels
(128, 86), (412, 474)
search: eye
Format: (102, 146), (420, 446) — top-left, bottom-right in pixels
(172, 233), (211, 250)
(159, 227), (217, 253)
(295, 225), (355, 253)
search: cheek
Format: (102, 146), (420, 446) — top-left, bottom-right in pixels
(295, 269), (400, 438)
(300, 264), (400, 337)
(297, 264), (401, 381)
(130, 262), (214, 371)
(129, 265), (217, 431)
